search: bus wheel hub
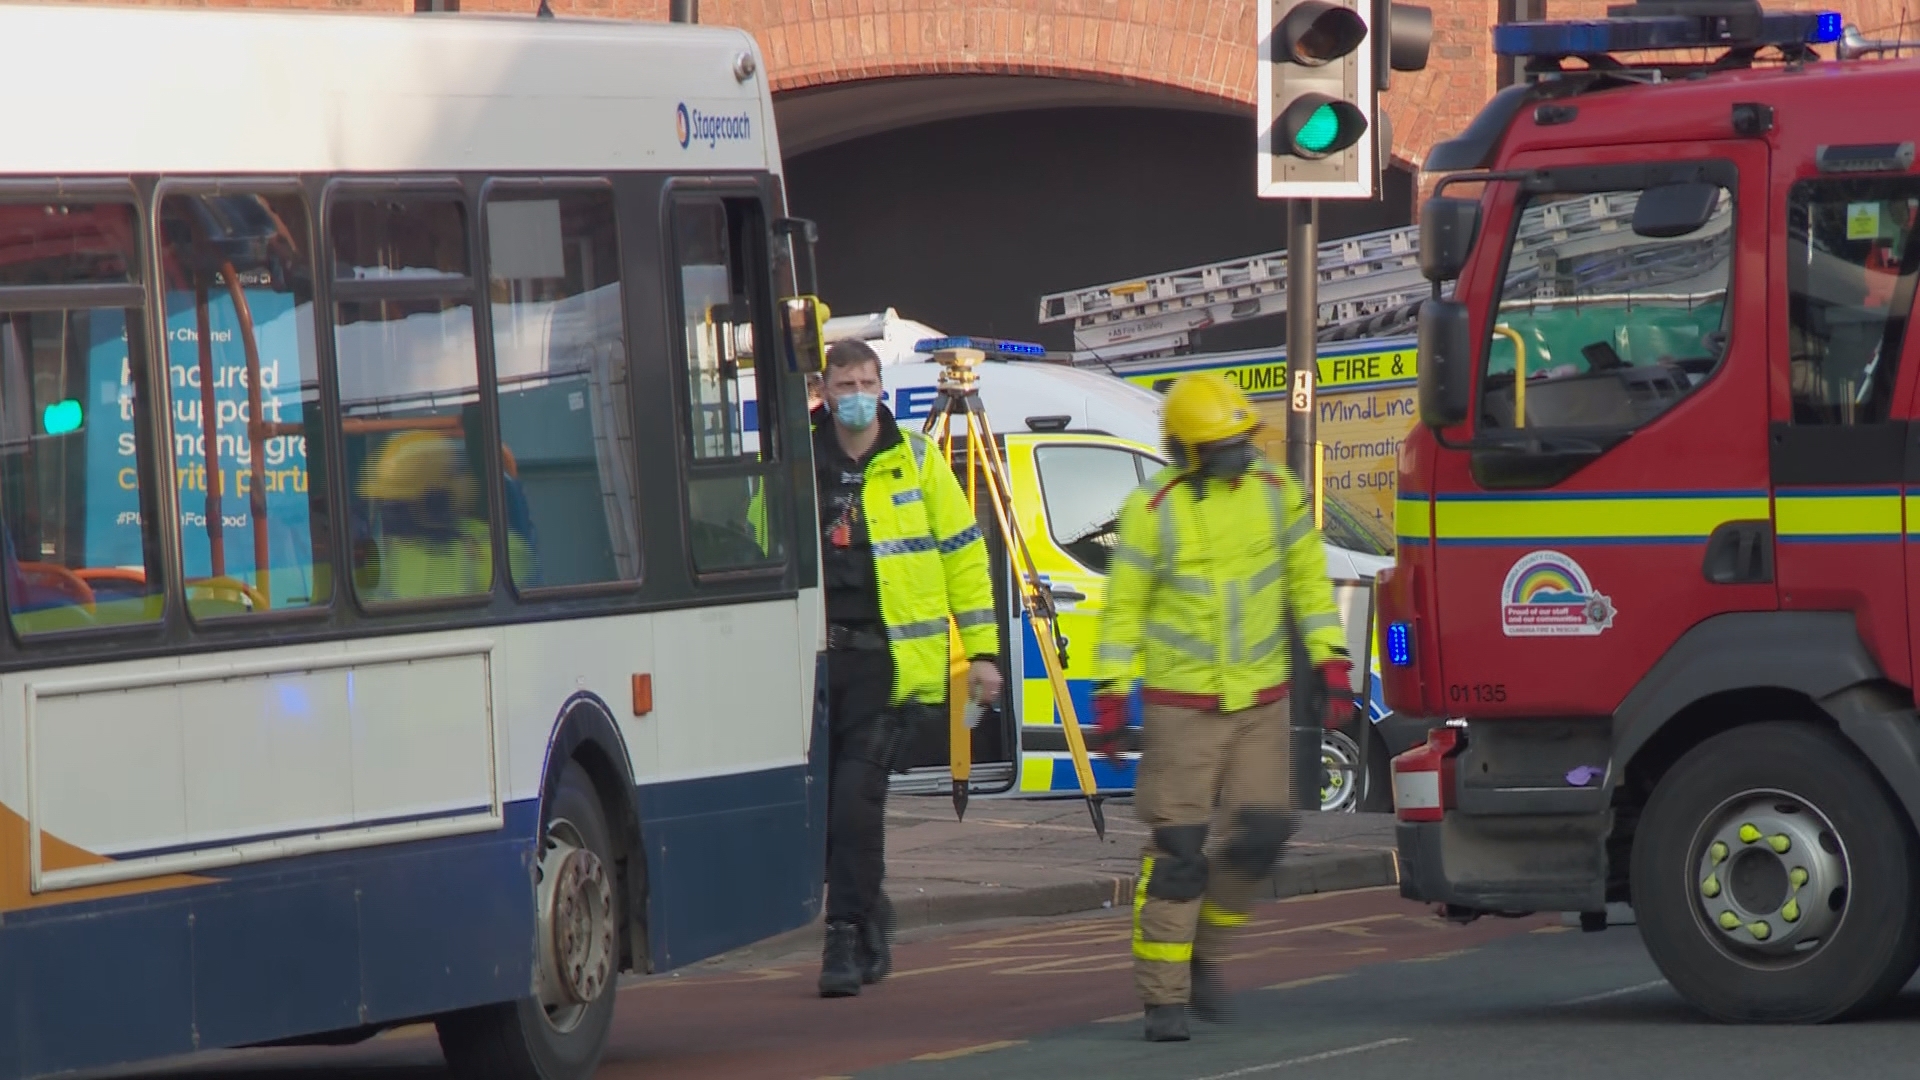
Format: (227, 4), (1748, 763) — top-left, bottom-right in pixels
(536, 821), (617, 1025)
(1694, 793), (1846, 959)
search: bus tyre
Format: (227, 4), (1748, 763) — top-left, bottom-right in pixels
(439, 762), (621, 1080)
(1631, 721), (1920, 1023)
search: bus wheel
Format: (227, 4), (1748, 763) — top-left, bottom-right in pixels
(439, 761), (620, 1080)
(1631, 721), (1920, 1023)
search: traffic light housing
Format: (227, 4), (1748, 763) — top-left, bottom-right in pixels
(1259, 0), (1432, 200)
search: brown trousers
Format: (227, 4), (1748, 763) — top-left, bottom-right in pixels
(1131, 697), (1292, 1006)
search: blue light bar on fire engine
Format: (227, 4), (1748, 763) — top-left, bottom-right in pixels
(1492, 8), (1841, 56)
(915, 335), (1047, 357)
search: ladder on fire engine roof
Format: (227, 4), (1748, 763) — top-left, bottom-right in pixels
(1037, 188), (1651, 364)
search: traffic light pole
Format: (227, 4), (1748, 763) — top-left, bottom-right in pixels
(1286, 196), (1324, 815)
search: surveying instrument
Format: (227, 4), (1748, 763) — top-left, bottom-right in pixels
(922, 346), (1107, 840)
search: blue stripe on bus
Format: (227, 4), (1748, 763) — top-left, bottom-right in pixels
(0, 749), (825, 1080)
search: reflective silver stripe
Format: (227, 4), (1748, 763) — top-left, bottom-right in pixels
(1157, 496), (1178, 578)
(1251, 622), (1287, 661)
(938, 523), (984, 554)
(892, 488), (924, 506)
(874, 537), (936, 557)
(1169, 573), (1212, 596)
(1277, 512), (1313, 553)
(1300, 612), (1342, 635)
(1098, 642), (1135, 664)
(1114, 543), (1153, 572)
(1148, 621), (1215, 660)
(889, 618), (949, 641)
(1226, 580), (1244, 666)
(908, 433), (931, 474)
(954, 607), (996, 629)
(1248, 559), (1284, 595)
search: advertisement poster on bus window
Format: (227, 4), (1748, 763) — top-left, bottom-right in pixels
(84, 292), (316, 597)
(1119, 341), (1418, 535)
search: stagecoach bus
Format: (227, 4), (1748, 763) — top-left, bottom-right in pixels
(0, 7), (829, 1080)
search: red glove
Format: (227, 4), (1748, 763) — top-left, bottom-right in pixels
(1090, 694), (1129, 763)
(1319, 660), (1355, 728)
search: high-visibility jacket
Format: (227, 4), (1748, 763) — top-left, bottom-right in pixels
(363, 520), (536, 601)
(828, 416), (1000, 706)
(1094, 460), (1346, 713)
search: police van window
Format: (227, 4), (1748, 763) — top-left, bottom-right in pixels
(1478, 184), (1734, 432)
(485, 186), (638, 590)
(1786, 180), (1920, 425)
(1034, 444), (1148, 574)
(329, 193), (499, 604)
(158, 191), (331, 620)
(671, 196), (785, 574)
(0, 200), (167, 635)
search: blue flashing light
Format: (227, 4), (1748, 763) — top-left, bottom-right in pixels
(914, 335), (1047, 357)
(1492, 10), (1843, 56)
(1385, 621), (1415, 668)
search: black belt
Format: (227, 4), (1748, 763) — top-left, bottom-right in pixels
(827, 623), (889, 651)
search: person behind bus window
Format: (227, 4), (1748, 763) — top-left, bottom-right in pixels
(356, 430), (532, 600)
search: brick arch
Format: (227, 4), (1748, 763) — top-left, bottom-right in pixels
(701, 0), (1492, 169)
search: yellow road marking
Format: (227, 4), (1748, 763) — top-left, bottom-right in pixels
(1531, 925), (1575, 934)
(1402, 948), (1476, 963)
(1264, 972), (1351, 991)
(957, 923), (1131, 950)
(1279, 884), (1397, 904)
(912, 1040), (1026, 1061)
(1240, 913), (1404, 940)
(1095, 1010), (1143, 1024)
(995, 954), (1135, 975)
(894, 955), (1066, 978)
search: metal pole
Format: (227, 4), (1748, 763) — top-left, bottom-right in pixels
(1287, 197), (1324, 814)
(670, 0), (698, 22)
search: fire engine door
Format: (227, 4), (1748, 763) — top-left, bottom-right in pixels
(1773, 176), (1920, 687)
(1427, 143), (1775, 718)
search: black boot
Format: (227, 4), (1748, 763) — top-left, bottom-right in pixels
(818, 922), (862, 998)
(859, 890), (895, 985)
(1191, 959), (1234, 1024)
(1143, 1003), (1190, 1042)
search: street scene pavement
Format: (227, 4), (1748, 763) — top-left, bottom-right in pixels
(93, 803), (1920, 1080)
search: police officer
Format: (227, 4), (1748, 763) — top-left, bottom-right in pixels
(1089, 374), (1351, 1042)
(813, 339), (1002, 997)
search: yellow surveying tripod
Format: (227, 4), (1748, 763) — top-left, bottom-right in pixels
(923, 346), (1106, 840)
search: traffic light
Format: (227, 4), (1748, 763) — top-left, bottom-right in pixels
(1258, 0), (1432, 200)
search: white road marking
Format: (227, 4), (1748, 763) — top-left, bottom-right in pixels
(1184, 1038), (1413, 1080)
(1560, 979), (1667, 1005)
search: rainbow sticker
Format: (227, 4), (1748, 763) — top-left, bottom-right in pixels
(1500, 550), (1616, 637)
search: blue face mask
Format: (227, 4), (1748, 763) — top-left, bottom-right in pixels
(833, 391), (879, 431)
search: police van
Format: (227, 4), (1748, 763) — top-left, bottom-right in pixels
(809, 311), (1397, 812)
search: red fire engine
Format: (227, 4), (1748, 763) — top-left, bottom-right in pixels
(1380, 0), (1920, 1024)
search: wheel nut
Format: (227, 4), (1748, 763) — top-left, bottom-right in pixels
(1748, 921), (1771, 941)
(1701, 874), (1721, 898)
(1789, 867), (1809, 890)
(1783, 899), (1801, 923)
(1718, 911), (1741, 930)
(1710, 841), (1729, 864)
(1767, 834), (1791, 854)
(1738, 824), (1761, 844)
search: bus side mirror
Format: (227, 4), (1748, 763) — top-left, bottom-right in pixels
(1417, 298), (1473, 429)
(1418, 196), (1480, 282)
(780, 294), (830, 375)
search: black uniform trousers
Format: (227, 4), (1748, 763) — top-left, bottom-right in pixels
(824, 646), (898, 926)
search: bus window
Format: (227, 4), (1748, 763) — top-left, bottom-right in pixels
(329, 193), (500, 604)
(158, 191), (331, 618)
(484, 186), (637, 589)
(0, 200), (165, 635)
(671, 197), (785, 573)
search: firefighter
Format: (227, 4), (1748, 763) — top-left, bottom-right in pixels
(813, 338), (1001, 998)
(357, 430), (534, 600)
(1089, 373), (1352, 1043)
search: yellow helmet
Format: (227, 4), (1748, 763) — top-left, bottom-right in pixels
(1162, 374), (1259, 458)
(358, 430), (474, 505)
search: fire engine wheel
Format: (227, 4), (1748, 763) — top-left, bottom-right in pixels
(1322, 727), (1362, 814)
(438, 761), (620, 1080)
(1632, 721), (1920, 1023)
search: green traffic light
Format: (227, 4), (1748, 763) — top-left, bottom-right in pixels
(41, 399), (81, 435)
(1297, 104), (1341, 155)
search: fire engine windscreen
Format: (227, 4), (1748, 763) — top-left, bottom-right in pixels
(1478, 183), (1733, 432)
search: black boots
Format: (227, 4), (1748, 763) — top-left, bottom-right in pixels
(859, 890), (895, 984)
(1143, 1003), (1190, 1042)
(1190, 960), (1234, 1024)
(818, 922), (863, 998)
